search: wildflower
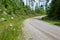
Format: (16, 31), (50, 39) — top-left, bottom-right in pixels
(11, 17), (14, 19)
(10, 23), (13, 27)
(3, 11), (7, 15)
(0, 18), (6, 21)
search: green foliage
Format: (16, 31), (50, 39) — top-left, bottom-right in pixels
(35, 8), (45, 15)
(0, 0), (45, 40)
(0, 14), (25, 40)
(0, 0), (26, 40)
(47, 0), (60, 20)
(45, 0), (49, 13)
(43, 17), (60, 26)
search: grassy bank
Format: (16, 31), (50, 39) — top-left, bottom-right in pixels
(43, 17), (60, 26)
(0, 14), (29, 40)
(0, 13), (40, 40)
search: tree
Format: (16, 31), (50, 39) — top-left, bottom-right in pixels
(47, 0), (60, 20)
(38, 0), (41, 7)
(31, 0), (35, 10)
(0, 0), (25, 15)
(35, 3), (39, 9)
(45, 0), (49, 12)
(26, 0), (28, 5)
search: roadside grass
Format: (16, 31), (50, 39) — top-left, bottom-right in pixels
(0, 13), (41, 40)
(0, 14), (26, 40)
(43, 17), (60, 26)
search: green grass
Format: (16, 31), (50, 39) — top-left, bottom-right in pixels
(43, 17), (60, 26)
(0, 14), (27, 40)
(0, 13), (41, 40)
(0, 13), (38, 40)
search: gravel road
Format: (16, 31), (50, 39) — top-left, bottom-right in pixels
(22, 16), (60, 40)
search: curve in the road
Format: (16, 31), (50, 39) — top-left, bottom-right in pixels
(22, 16), (60, 40)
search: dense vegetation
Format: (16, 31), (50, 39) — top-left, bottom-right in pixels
(47, 0), (60, 20)
(43, 0), (60, 26)
(0, 0), (44, 40)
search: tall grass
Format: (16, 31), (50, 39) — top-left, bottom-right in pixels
(43, 17), (60, 26)
(0, 14), (24, 40)
(0, 12), (41, 40)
